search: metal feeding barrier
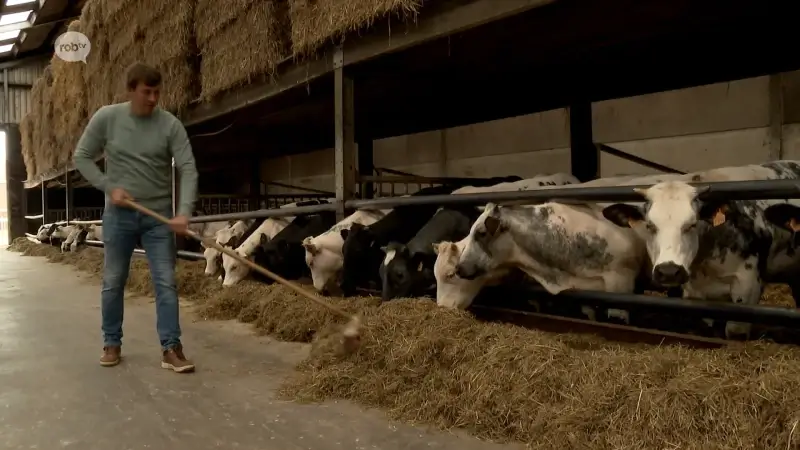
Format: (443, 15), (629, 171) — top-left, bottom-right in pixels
(21, 177), (800, 347)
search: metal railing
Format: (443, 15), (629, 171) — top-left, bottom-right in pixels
(23, 177), (800, 330)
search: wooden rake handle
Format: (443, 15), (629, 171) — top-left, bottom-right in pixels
(122, 200), (354, 320)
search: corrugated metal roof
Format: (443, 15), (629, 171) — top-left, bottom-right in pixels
(0, 58), (47, 123)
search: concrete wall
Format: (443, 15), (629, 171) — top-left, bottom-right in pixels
(259, 71), (800, 194)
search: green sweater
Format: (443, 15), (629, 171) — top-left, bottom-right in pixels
(73, 102), (198, 217)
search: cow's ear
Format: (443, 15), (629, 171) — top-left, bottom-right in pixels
(483, 216), (505, 236)
(602, 204), (644, 228)
(698, 201), (730, 227)
(764, 203), (800, 232)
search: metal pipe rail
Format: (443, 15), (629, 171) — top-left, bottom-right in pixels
(21, 236), (205, 261)
(347, 179), (800, 209)
(81, 240), (205, 261)
(27, 179), (800, 227)
(528, 288), (800, 328)
(137, 178), (800, 224)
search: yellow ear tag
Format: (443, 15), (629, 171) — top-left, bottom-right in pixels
(712, 210), (726, 227)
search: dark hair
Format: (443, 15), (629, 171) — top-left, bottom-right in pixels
(125, 62), (161, 91)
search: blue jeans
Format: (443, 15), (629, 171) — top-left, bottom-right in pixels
(101, 204), (181, 351)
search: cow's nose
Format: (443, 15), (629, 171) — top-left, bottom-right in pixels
(653, 262), (689, 286)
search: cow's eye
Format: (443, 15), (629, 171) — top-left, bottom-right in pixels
(645, 222), (657, 233)
(683, 222), (697, 233)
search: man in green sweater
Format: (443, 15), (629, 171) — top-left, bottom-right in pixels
(73, 62), (199, 373)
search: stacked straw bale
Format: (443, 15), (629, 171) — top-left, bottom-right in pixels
(194, 0), (291, 101)
(104, 0), (198, 116)
(80, 0), (113, 117)
(19, 115), (35, 181)
(50, 20), (88, 170)
(28, 67), (57, 179)
(288, 0), (422, 56)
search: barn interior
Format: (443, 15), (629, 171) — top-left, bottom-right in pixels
(5, 0), (800, 447)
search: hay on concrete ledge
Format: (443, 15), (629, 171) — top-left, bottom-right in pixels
(282, 299), (800, 448)
(51, 20), (88, 169)
(196, 0), (290, 101)
(288, 0), (422, 56)
(19, 114), (35, 181)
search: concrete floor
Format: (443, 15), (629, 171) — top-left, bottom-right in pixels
(0, 250), (523, 450)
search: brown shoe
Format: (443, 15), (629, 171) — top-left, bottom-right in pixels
(100, 346), (121, 367)
(161, 345), (195, 373)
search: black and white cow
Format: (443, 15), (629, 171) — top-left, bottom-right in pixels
(203, 219), (253, 278)
(185, 210), (235, 254)
(453, 201), (646, 315)
(222, 199), (333, 286)
(379, 173), (581, 300)
(601, 160), (800, 339)
(431, 173), (692, 317)
(252, 211), (338, 282)
(338, 184), (463, 296)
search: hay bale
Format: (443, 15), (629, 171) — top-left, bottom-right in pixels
(19, 114), (35, 181)
(80, 0), (113, 116)
(37, 67), (57, 175)
(288, 0), (422, 56)
(195, 0), (290, 101)
(280, 300), (800, 448)
(103, 0), (197, 115)
(50, 20), (88, 170)
(29, 67), (57, 179)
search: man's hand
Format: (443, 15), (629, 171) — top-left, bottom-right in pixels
(110, 188), (132, 206)
(168, 215), (189, 235)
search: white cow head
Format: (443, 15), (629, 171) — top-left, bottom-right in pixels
(601, 181), (724, 287)
(453, 203), (511, 281)
(433, 239), (487, 309)
(204, 247), (222, 277)
(302, 236), (342, 294)
(221, 249), (254, 287)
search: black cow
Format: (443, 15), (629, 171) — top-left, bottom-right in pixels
(380, 204), (485, 300)
(252, 210), (338, 283)
(338, 184), (464, 296)
(377, 176), (529, 300)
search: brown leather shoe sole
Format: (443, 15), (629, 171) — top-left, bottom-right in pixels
(161, 360), (195, 373)
(100, 353), (121, 367)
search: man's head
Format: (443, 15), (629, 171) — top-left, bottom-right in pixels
(126, 62), (161, 116)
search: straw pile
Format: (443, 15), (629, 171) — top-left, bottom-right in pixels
(19, 115), (35, 181)
(80, 0), (113, 117)
(194, 0), (290, 101)
(288, 0), (422, 56)
(10, 238), (800, 448)
(282, 301), (800, 448)
(50, 20), (88, 169)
